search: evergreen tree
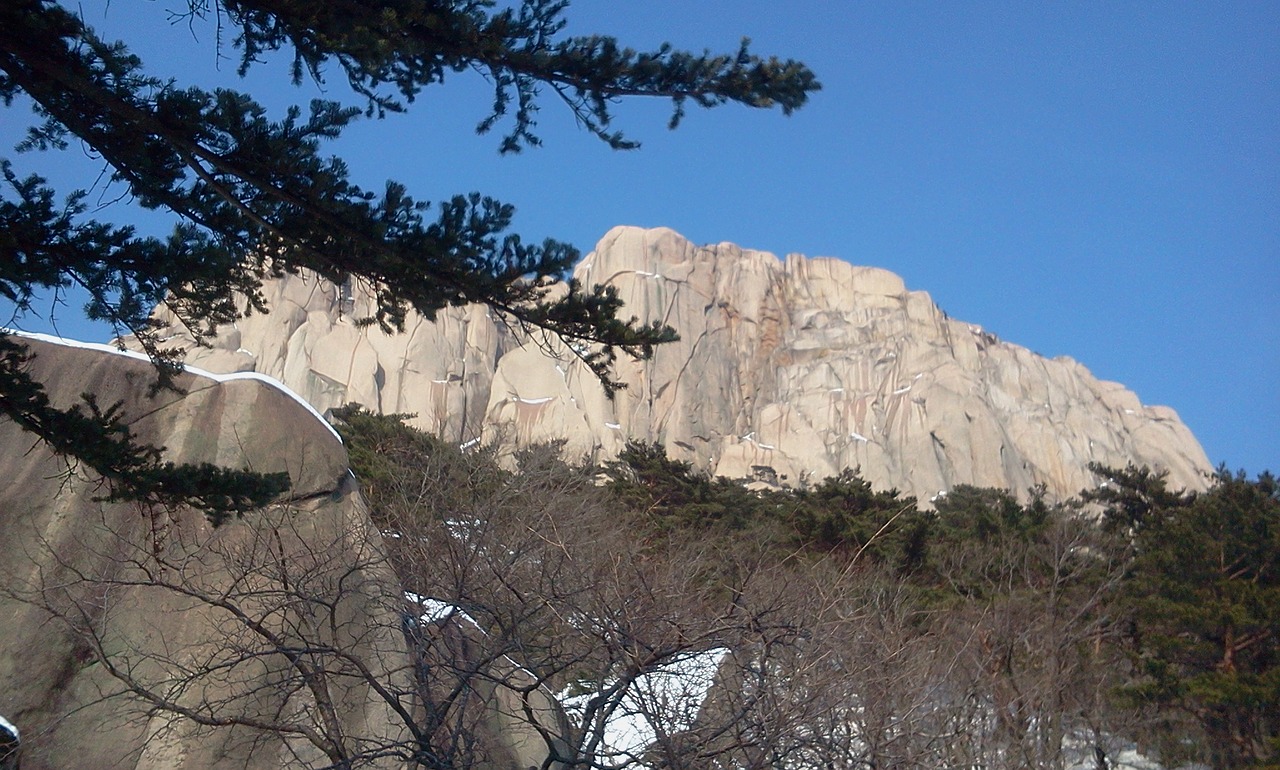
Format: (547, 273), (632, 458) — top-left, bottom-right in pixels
(606, 441), (751, 529)
(1083, 462), (1194, 535)
(791, 468), (921, 564)
(1099, 466), (1280, 769)
(0, 1), (818, 517)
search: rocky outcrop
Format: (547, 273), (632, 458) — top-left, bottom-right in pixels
(0, 335), (412, 768)
(0, 334), (577, 770)
(140, 226), (1211, 501)
(578, 227), (1211, 500)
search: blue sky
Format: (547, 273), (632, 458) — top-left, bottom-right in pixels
(3, 1), (1276, 472)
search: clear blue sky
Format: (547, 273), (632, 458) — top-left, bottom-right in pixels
(3, 1), (1276, 472)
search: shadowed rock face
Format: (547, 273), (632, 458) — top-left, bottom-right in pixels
(0, 336), (412, 769)
(140, 226), (1211, 501)
(0, 336), (578, 770)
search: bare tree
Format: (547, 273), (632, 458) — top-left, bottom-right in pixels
(7, 407), (1162, 770)
(6, 423), (858, 770)
(923, 504), (1136, 770)
(364, 438), (863, 770)
(6, 483), (422, 769)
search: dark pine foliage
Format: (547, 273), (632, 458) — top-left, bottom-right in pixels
(1094, 465), (1280, 769)
(790, 468), (922, 564)
(603, 440), (799, 535)
(604, 441), (928, 568)
(0, 0), (818, 518)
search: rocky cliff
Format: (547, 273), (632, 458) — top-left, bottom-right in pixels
(0, 335), (411, 768)
(0, 336), (570, 770)
(140, 226), (1211, 501)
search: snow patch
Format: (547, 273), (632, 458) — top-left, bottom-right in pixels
(5, 330), (341, 443)
(0, 713), (16, 739)
(850, 431), (869, 442)
(512, 396), (554, 405)
(562, 648), (727, 762)
(406, 593), (482, 630)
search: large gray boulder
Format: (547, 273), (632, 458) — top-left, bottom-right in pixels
(138, 226), (1211, 501)
(0, 336), (410, 768)
(0, 334), (579, 770)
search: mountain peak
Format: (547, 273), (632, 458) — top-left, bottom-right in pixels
(135, 226), (1211, 501)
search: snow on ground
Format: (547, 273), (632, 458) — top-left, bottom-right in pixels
(0, 713), (16, 739)
(1063, 733), (1174, 770)
(560, 648), (727, 763)
(403, 590), (728, 768)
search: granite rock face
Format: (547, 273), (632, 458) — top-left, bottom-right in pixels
(144, 226), (1211, 501)
(0, 336), (410, 769)
(0, 337), (572, 770)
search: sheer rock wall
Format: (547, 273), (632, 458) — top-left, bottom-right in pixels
(146, 226), (1210, 501)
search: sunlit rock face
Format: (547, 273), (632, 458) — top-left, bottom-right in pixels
(145, 226), (1211, 501)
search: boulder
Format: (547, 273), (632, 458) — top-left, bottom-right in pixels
(0, 336), (408, 769)
(0, 334), (579, 770)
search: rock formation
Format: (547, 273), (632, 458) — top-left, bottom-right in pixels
(0, 335), (571, 770)
(138, 226), (1211, 501)
(0, 335), (409, 768)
